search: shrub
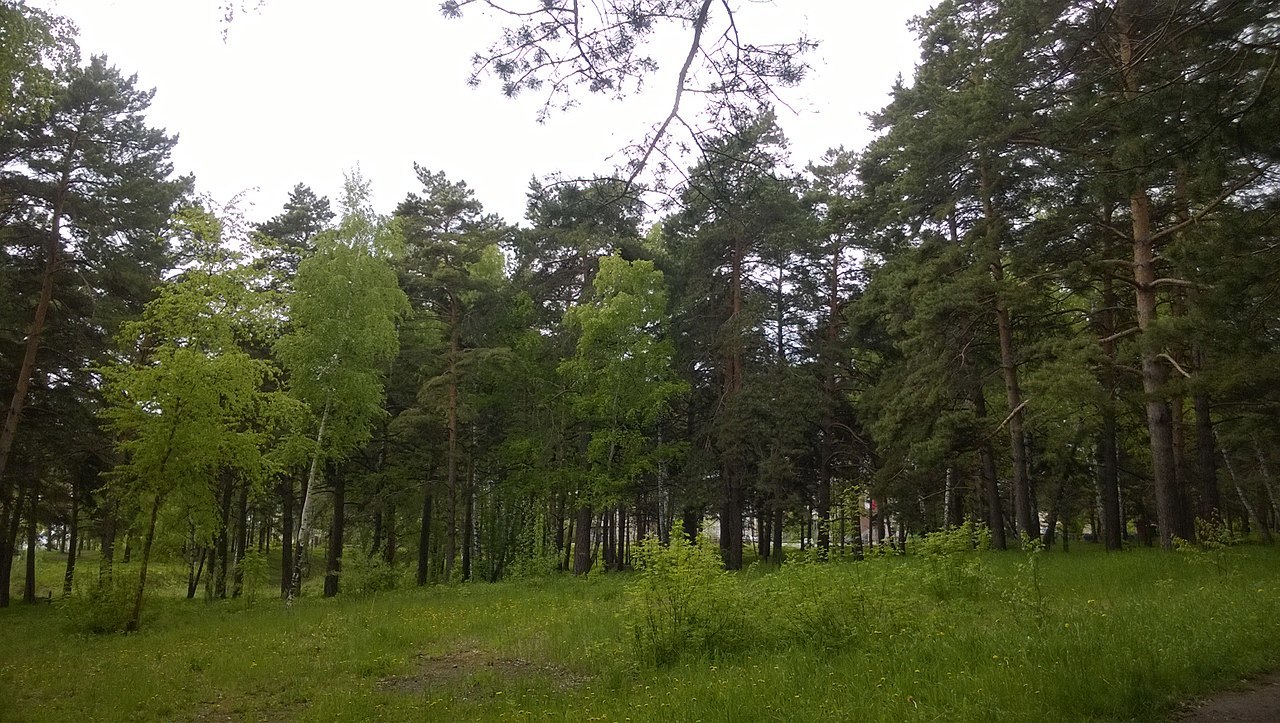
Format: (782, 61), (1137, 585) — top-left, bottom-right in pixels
(625, 533), (752, 666)
(760, 560), (883, 652)
(60, 575), (136, 634)
(340, 553), (399, 596)
(1005, 536), (1047, 625)
(238, 549), (268, 604)
(1175, 517), (1239, 576)
(505, 547), (562, 580)
(914, 520), (989, 600)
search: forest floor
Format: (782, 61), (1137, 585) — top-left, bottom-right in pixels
(3, 543), (1280, 721)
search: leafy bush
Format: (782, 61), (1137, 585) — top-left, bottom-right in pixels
(340, 553), (399, 596)
(60, 575), (136, 634)
(1175, 517), (1239, 576)
(625, 534), (752, 666)
(1005, 536), (1047, 625)
(759, 560), (889, 652)
(238, 549), (268, 604)
(505, 547), (563, 580)
(914, 520), (989, 600)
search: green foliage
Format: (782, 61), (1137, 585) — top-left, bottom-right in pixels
(1005, 536), (1047, 626)
(503, 518), (562, 580)
(560, 254), (686, 503)
(1176, 518), (1240, 576)
(276, 171), (409, 460)
(238, 550), (269, 605)
(58, 576), (133, 634)
(756, 558), (894, 652)
(340, 553), (400, 596)
(626, 534), (750, 666)
(0, 1), (76, 120)
(102, 207), (285, 536)
(913, 521), (990, 600)
(6, 547), (1280, 721)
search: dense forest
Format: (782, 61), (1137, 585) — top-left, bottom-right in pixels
(2, 0), (1278, 631)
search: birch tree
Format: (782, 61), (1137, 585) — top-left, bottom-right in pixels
(276, 172), (407, 598)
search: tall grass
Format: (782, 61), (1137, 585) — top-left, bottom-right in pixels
(3, 543), (1279, 721)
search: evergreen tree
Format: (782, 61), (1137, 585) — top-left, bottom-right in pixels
(0, 54), (188, 605)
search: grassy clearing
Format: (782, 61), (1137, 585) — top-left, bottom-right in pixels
(3, 543), (1280, 722)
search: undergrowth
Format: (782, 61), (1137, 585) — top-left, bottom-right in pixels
(4, 544), (1280, 722)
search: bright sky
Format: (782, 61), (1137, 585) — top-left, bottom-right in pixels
(30, 0), (933, 225)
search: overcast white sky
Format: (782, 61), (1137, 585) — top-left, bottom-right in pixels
(30, 0), (933, 225)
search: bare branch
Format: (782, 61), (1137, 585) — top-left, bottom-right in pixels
(626, 0), (712, 190)
(1098, 327), (1140, 344)
(994, 398), (1030, 433)
(1158, 353), (1192, 379)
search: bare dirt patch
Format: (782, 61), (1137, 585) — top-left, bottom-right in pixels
(1178, 671), (1280, 722)
(191, 690), (309, 722)
(376, 647), (587, 694)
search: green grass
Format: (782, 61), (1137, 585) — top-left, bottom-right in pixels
(3, 543), (1280, 721)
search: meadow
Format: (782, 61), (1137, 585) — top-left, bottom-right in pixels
(3, 540), (1279, 722)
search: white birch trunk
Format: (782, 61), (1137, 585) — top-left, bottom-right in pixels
(290, 398), (330, 600)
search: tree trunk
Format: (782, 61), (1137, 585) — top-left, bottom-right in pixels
(772, 507), (784, 561)
(22, 484), (38, 604)
(99, 503), (117, 583)
(383, 500), (397, 566)
(852, 494), (864, 560)
(280, 478), (294, 598)
(461, 470), (473, 583)
(232, 480), (248, 598)
(553, 494), (566, 567)
(215, 476), (233, 599)
(1115, 5), (1179, 551)
(1194, 393), (1220, 520)
(1132, 188), (1179, 551)
(126, 494), (163, 632)
(759, 509), (772, 561)
(721, 239), (746, 570)
(0, 482), (18, 608)
(324, 466), (344, 597)
(0, 150), (77, 526)
(682, 507), (700, 545)
(369, 507), (384, 560)
(416, 490), (432, 586)
(1097, 407), (1123, 551)
(1096, 274), (1124, 551)
(972, 388), (1007, 550)
(62, 480), (78, 597)
(982, 212), (1034, 541)
(602, 509), (615, 571)
(563, 517), (575, 571)
(444, 320), (460, 584)
(817, 249), (842, 557)
(292, 398), (330, 599)
(974, 154), (1034, 544)
(572, 503), (593, 575)
(187, 547), (207, 599)
(1221, 442), (1270, 543)
(995, 292), (1034, 543)
(1253, 437), (1280, 523)
(1171, 395), (1195, 540)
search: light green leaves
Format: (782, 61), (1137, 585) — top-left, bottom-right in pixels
(275, 171), (409, 461)
(103, 206), (287, 531)
(560, 254), (686, 499)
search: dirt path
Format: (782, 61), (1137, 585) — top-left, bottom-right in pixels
(1177, 671), (1280, 722)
